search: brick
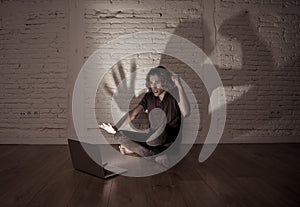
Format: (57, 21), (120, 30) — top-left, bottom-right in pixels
(0, 0), (299, 144)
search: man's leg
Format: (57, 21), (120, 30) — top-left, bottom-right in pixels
(114, 130), (155, 157)
(146, 125), (168, 147)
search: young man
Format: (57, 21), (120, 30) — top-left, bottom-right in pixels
(99, 66), (190, 167)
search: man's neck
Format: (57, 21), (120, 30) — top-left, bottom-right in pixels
(158, 91), (166, 101)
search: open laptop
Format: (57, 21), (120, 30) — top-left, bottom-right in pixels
(67, 139), (127, 179)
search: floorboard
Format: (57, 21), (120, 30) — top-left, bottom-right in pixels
(0, 144), (299, 207)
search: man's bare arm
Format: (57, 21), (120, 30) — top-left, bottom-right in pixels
(99, 105), (144, 134)
(172, 74), (190, 117)
(114, 104), (144, 130)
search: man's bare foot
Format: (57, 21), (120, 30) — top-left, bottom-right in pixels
(155, 155), (169, 168)
(119, 145), (134, 155)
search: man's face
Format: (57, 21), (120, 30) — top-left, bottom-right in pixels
(149, 74), (165, 97)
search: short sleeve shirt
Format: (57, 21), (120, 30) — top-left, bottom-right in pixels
(139, 87), (182, 142)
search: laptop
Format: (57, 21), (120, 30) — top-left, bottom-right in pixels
(67, 139), (127, 179)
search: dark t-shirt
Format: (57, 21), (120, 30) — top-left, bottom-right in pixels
(139, 87), (182, 142)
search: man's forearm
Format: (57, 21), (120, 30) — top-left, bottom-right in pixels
(114, 105), (143, 130)
(177, 85), (190, 117)
(113, 112), (131, 131)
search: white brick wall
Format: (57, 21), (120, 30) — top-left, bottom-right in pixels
(214, 0), (300, 142)
(0, 0), (299, 144)
(0, 0), (68, 144)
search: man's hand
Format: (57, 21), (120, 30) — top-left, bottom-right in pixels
(99, 123), (117, 134)
(171, 74), (182, 87)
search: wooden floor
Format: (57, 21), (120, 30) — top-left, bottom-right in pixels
(0, 144), (299, 207)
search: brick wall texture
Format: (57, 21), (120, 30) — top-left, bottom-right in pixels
(0, 0), (299, 144)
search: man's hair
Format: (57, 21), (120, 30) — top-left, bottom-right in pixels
(145, 66), (174, 91)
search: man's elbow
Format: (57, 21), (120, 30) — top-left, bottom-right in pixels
(182, 110), (190, 118)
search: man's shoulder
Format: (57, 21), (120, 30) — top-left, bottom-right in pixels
(169, 86), (178, 93)
(167, 87), (179, 99)
(144, 91), (154, 98)
(140, 91), (155, 103)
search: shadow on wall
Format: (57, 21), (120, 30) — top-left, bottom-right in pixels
(167, 10), (300, 142)
(216, 11), (299, 141)
(159, 17), (210, 142)
(101, 10), (300, 142)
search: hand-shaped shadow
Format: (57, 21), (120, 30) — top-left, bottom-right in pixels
(103, 60), (149, 130)
(104, 60), (137, 101)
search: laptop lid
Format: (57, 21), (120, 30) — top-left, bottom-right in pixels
(67, 139), (127, 179)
